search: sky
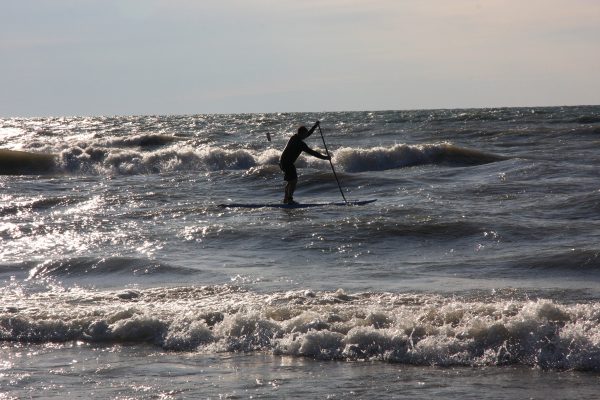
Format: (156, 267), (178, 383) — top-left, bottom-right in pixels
(1, 0), (599, 116)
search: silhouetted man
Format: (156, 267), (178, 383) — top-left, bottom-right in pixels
(279, 121), (331, 204)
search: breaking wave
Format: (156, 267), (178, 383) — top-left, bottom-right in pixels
(52, 142), (504, 176)
(104, 134), (179, 148)
(335, 143), (505, 172)
(25, 257), (191, 279)
(58, 145), (264, 175)
(0, 149), (57, 175)
(1, 286), (599, 370)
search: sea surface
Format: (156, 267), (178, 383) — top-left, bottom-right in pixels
(1, 106), (600, 398)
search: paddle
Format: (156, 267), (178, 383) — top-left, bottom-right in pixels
(318, 124), (347, 204)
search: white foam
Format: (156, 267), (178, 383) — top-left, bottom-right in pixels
(51, 140), (503, 175)
(58, 145), (262, 175)
(335, 143), (503, 172)
(2, 286), (599, 370)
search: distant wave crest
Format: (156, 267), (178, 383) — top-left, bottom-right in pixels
(25, 257), (189, 279)
(53, 143), (504, 176)
(2, 139), (504, 176)
(58, 145), (261, 175)
(336, 143), (505, 172)
(0, 149), (56, 175)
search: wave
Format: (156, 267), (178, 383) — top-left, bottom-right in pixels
(105, 134), (179, 148)
(573, 115), (600, 124)
(0, 149), (56, 175)
(567, 126), (600, 136)
(54, 143), (504, 176)
(0, 196), (81, 217)
(58, 145), (267, 175)
(1, 286), (599, 370)
(25, 257), (190, 279)
(335, 143), (505, 172)
(515, 249), (600, 271)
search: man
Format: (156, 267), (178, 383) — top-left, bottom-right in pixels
(279, 121), (331, 204)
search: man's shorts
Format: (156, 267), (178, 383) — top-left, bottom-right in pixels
(279, 163), (297, 181)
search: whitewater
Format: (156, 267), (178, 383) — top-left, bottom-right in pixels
(1, 107), (600, 398)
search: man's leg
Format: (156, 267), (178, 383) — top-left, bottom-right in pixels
(284, 179), (297, 203)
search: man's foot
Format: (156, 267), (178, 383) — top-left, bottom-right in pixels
(283, 197), (297, 205)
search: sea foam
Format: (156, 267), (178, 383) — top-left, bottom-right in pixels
(1, 285), (599, 370)
(50, 142), (504, 176)
(335, 143), (505, 172)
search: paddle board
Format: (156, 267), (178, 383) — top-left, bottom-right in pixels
(218, 199), (377, 209)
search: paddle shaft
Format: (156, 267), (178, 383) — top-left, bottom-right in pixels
(318, 125), (347, 204)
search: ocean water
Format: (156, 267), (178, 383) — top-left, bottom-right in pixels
(1, 107), (600, 398)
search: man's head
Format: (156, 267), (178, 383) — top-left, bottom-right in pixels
(297, 126), (309, 139)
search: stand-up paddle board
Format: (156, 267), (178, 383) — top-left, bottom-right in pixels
(218, 199), (377, 209)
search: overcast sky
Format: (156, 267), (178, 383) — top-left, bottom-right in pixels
(1, 0), (599, 116)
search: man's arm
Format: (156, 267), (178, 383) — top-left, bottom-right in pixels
(305, 120), (320, 138)
(304, 146), (331, 160)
